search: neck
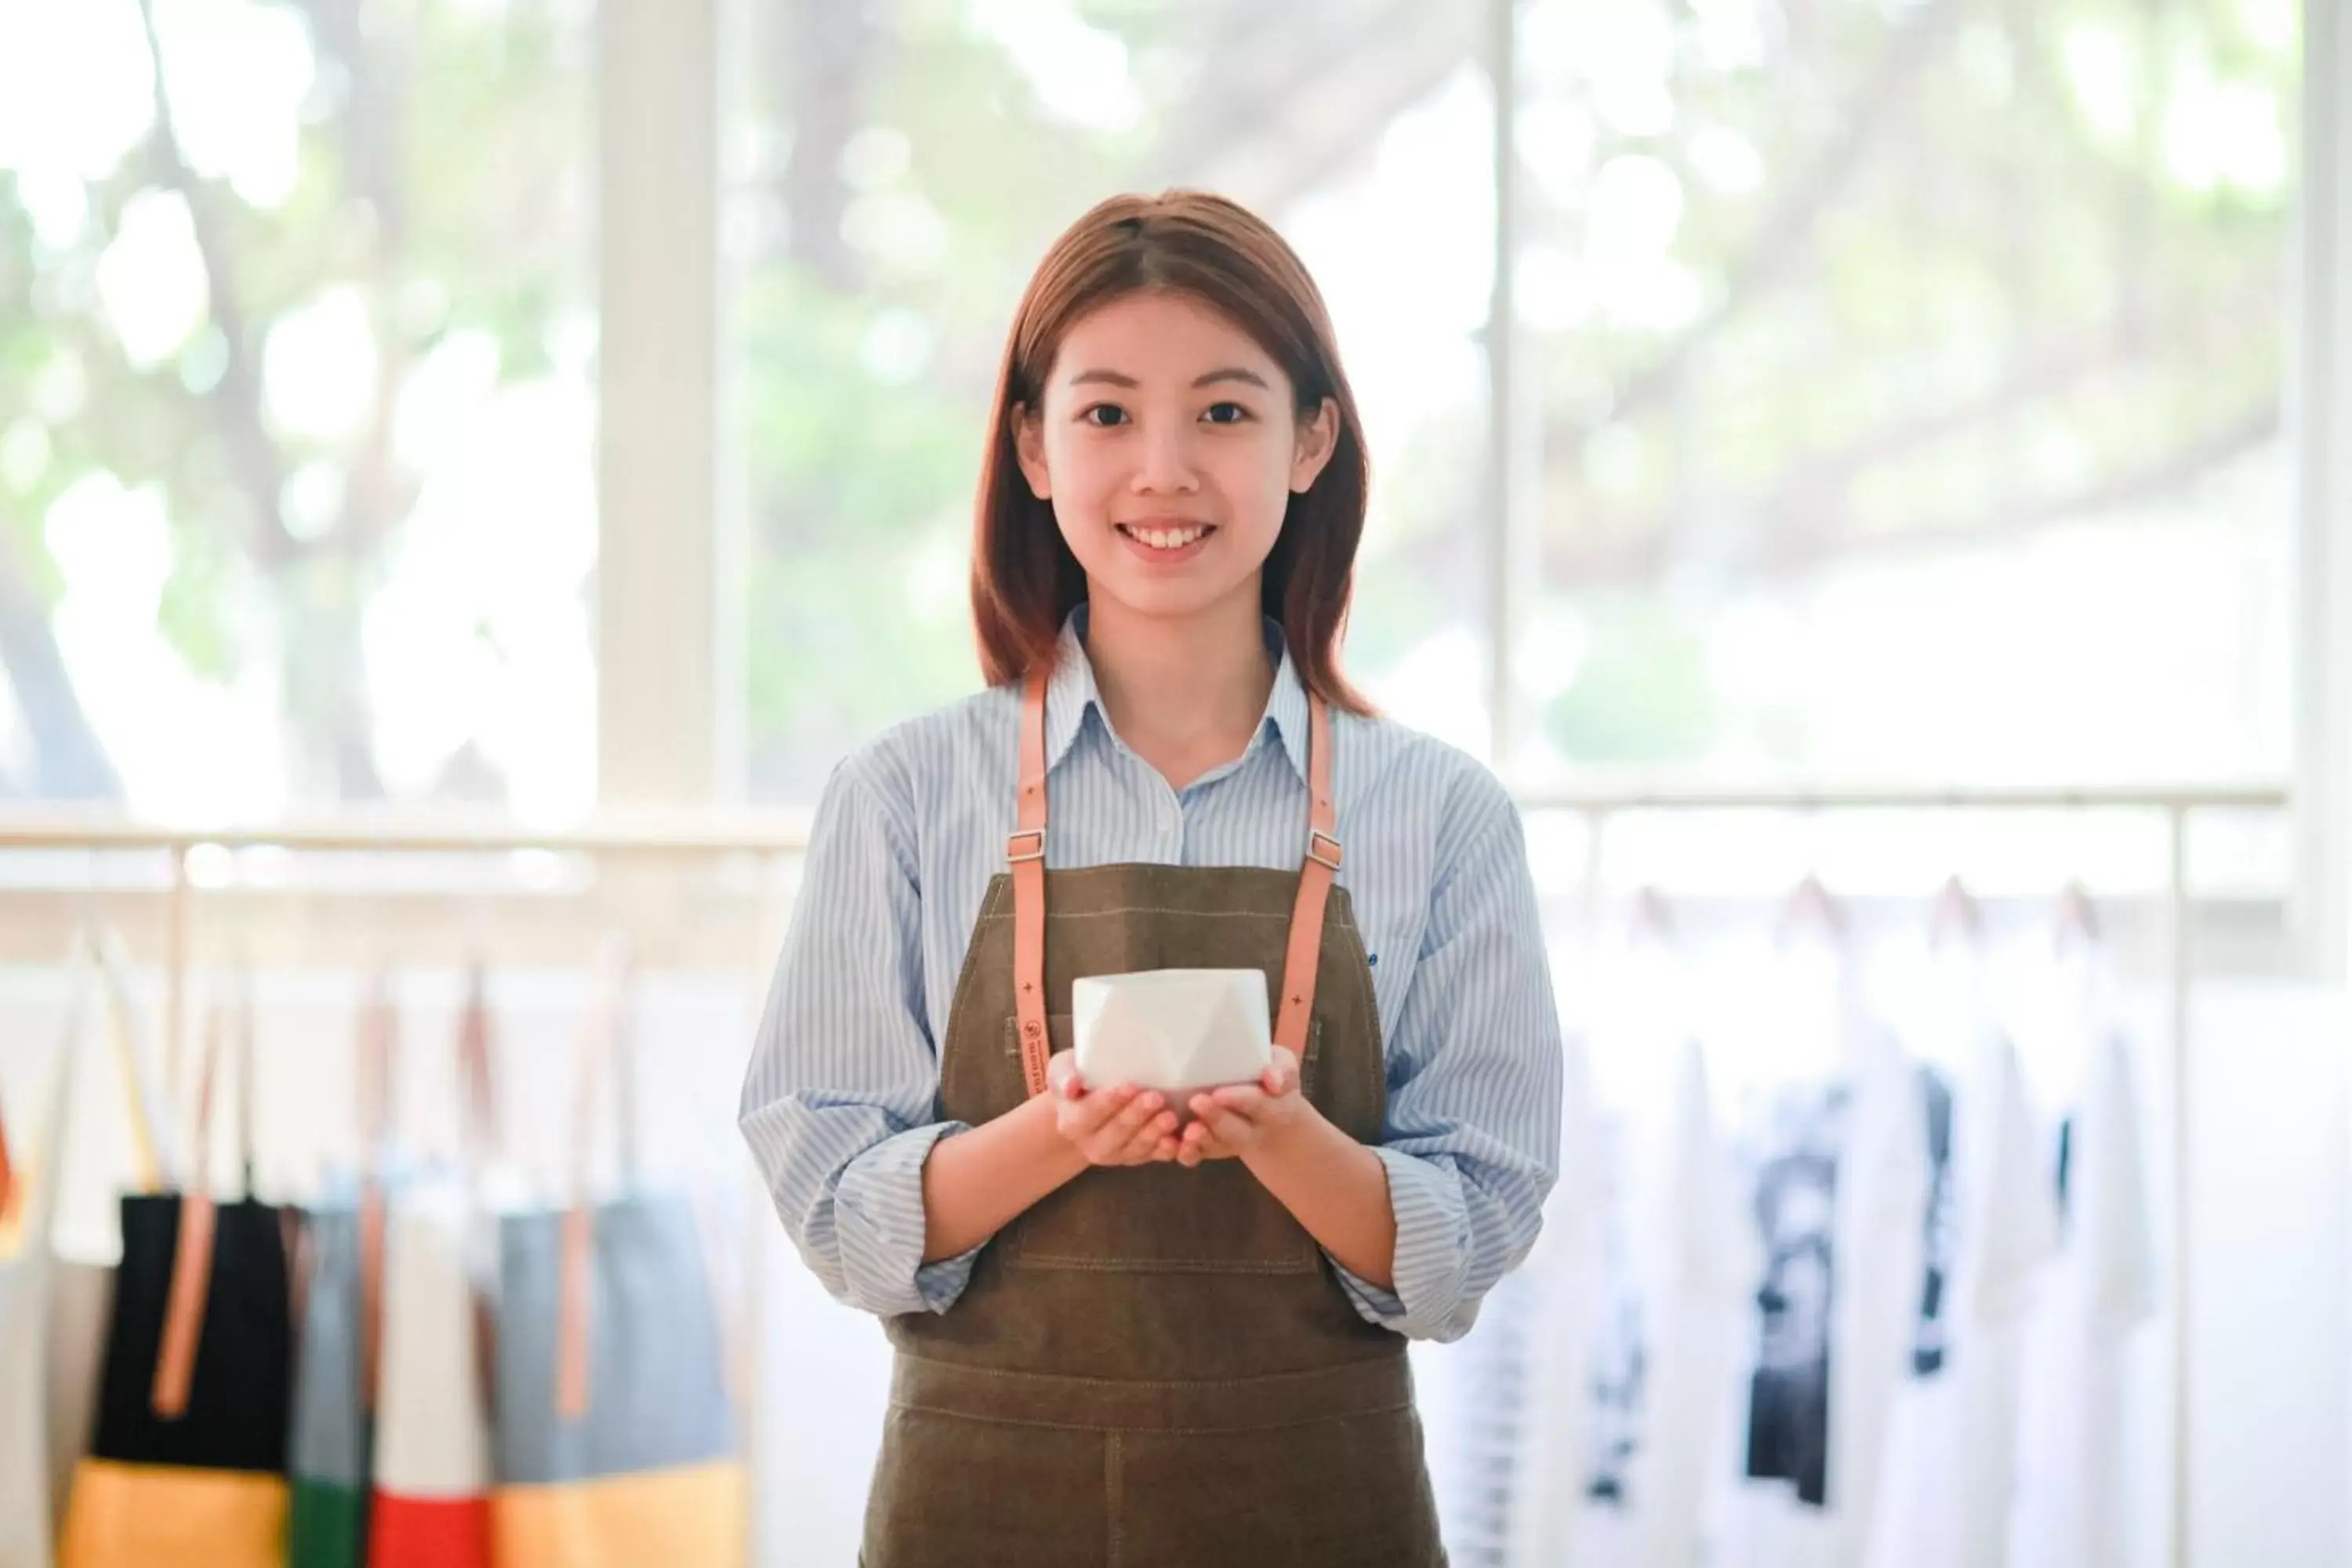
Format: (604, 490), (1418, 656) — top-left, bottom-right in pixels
(1081, 586), (1276, 769)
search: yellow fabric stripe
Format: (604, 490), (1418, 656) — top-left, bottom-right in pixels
(492, 1461), (746, 1568)
(58, 1459), (287, 1568)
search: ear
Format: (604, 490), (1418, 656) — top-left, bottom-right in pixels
(1011, 401), (1051, 501)
(1289, 397), (1340, 494)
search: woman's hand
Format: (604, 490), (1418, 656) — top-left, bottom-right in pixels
(1175, 1046), (1308, 1167)
(1045, 1051), (1179, 1166)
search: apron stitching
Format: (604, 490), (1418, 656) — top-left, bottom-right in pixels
(1341, 919), (1387, 1114)
(935, 875), (1007, 1106)
(998, 1256), (1321, 1275)
(884, 1403), (1414, 1436)
(1105, 1431), (1123, 1566)
(894, 1355), (1403, 1390)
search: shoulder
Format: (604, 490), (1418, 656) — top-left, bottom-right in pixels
(827, 681), (1020, 826)
(1330, 707), (1518, 848)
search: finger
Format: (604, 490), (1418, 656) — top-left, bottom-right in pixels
(1210, 1083), (1265, 1116)
(1126, 1117), (1178, 1163)
(1047, 1051), (1083, 1100)
(1264, 1047), (1301, 1097)
(1088, 1090), (1163, 1159)
(1065, 1082), (1136, 1138)
(1192, 1099), (1248, 1146)
(1116, 1105), (1176, 1162)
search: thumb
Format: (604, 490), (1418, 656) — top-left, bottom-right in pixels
(1267, 1045), (1301, 1094)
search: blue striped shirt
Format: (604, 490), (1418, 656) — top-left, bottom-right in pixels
(739, 606), (1564, 1342)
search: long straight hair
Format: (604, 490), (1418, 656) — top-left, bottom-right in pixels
(968, 190), (1378, 716)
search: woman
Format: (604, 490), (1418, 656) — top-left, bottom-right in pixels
(740, 189), (1563, 1566)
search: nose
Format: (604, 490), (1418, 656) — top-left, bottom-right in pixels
(1131, 418), (1200, 495)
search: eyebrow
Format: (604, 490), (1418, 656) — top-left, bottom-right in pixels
(1065, 367), (1271, 391)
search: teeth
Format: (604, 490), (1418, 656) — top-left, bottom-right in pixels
(1127, 525), (1207, 550)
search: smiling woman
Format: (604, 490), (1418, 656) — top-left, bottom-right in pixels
(972, 196), (1376, 727)
(740, 189), (1566, 1568)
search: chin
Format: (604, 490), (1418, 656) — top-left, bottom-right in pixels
(1091, 574), (1260, 622)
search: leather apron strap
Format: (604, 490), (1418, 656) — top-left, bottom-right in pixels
(1010, 657), (1338, 1096)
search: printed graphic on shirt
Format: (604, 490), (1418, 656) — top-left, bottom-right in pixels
(1911, 1067), (1956, 1378)
(1743, 1084), (1847, 1508)
(1584, 1116), (1643, 1506)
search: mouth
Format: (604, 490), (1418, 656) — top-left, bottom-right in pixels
(1116, 521), (1218, 561)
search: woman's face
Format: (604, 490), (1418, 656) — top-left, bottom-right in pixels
(1014, 289), (1339, 626)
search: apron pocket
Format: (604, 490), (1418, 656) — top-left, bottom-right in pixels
(1002, 1016), (1326, 1275)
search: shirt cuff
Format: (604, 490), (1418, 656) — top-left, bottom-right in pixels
(1327, 1144), (1472, 1339)
(833, 1120), (982, 1317)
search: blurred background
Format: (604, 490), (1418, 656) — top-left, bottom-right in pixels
(0, 0), (2340, 1565)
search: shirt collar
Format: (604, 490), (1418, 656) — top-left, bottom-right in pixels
(1044, 601), (1312, 785)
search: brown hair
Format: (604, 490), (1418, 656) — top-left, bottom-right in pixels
(968, 190), (1377, 717)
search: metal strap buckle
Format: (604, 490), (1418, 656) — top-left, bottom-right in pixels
(1006, 829), (1046, 864)
(1307, 830), (1343, 871)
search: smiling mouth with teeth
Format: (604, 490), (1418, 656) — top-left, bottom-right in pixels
(1117, 523), (1217, 551)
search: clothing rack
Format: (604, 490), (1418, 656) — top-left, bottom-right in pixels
(0, 780), (2294, 1568)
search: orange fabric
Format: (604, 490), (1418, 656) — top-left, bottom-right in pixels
(492, 1461), (744, 1568)
(555, 937), (635, 1420)
(1012, 670), (1051, 1095)
(150, 1195), (216, 1419)
(357, 976), (396, 1415)
(58, 1458), (285, 1568)
(0, 1095), (16, 1233)
(556, 1203), (593, 1420)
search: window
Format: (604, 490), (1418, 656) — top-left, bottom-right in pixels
(1508, 0), (2299, 787)
(0, 0), (597, 821)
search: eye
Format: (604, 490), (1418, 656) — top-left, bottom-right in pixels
(1203, 402), (1251, 426)
(1079, 404), (1128, 428)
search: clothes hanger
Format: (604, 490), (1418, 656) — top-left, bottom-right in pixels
(1928, 873), (1984, 952)
(1628, 884), (1676, 948)
(1774, 869), (1847, 950)
(2053, 878), (2102, 959)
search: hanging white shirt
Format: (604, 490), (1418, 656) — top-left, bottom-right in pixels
(1719, 1004), (1932, 1568)
(1864, 1032), (2062, 1568)
(2009, 1030), (2157, 1568)
(1567, 1036), (1755, 1568)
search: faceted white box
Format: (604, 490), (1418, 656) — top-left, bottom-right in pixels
(1072, 968), (1272, 1103)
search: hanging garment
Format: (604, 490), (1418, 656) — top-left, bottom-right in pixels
(1571, 1038), (1755, 1568)
(287, 980), (396, 1568)
(1466, 1027), (1600, 1568)
(59, 978), (295, 1568)
(2009, 1030), (2157, 1568)
(368, 966), (498, 1566)
(1721, 1006), (1930, 1568)
(0, 932), (162, 1568)
(1864, 1033), (2060, 1568)
(491, 938), (743, 1567)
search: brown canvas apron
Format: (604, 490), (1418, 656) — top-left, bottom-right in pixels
(862, 665), (1446, 1567)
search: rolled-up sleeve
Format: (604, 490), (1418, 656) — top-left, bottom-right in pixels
(738, 753), (980, 1318)
(1328, 770), (1564, 1342)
